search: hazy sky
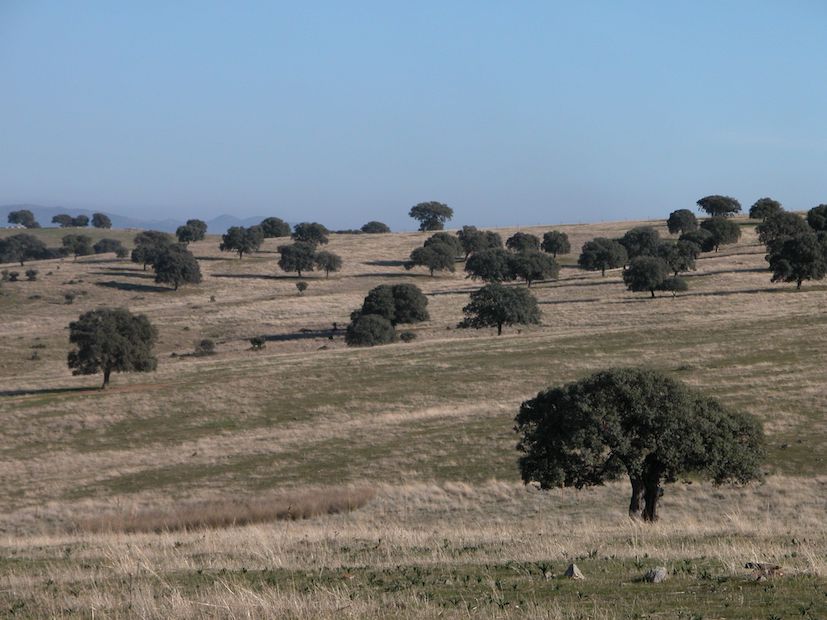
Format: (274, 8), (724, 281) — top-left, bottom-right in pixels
(2, 1), (826, 229)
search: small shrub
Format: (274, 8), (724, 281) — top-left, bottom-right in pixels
(194, 339), (216, 356)
(25, 269), (38, 281)
(296, 281), (308, 295)
(30, 350), (40, 361)
(210, 295), (216, 302)
(64, 292), (76, 304)
(345, 314), (396, 347)
(7, 271), (20, 282)
(27, 294), (42, 300)
(399, 331), (417, 342)
(250, 336), (266, 350)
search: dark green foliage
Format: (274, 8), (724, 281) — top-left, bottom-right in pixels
(749, 197), (783, 220)
(806, 204), (827, 232)
(361, 221), (391, 234)
(296, 281), (308, 295)
(505, 232), (540, 253)
(656, 240), (697, 276)
(767, 232), (827, 289)
(696, 195), (741, 217)
(176, 219), (207, 244)
(250, 336), (266, 350)
(0, 233), (48, 265)
(409, 201), (453, 231)
(221, 226), (264, 258)
(508, 250), (560, 287)
(657, 276), (688, 296)
(619, 226), (660, 259)
(408, 243), (456, 276)
(292, 222), (329, 246)
(278, 242), (316, 276)
(67, 308), (158, 388)
(424, 232), (463, 258)
(666, 209), (698, 235)
(757, 211), (811, 250)
(7, 271), (19, 282)
(457, 226), (501, 259)
(91, 213), (112, 229)
(152, 244), (202, 290)
(72, 215), (89, 227)
(345, 314), (396, 346)
(699, 217), (741, 251)
(357, 283), (429, 326)
(194, 339), (216, 356)
(314, 250), (342, 277)
(464, 248), (514, 282)
(52, 214), (74, 227)
(259, 217), (291, 238)
(399, 331), (417, 342)
(577, 238), (628, 276)
(8, 209), (39, 228)
(93, 238), (127, 257)
(458, 283), (540, 335)
(515, 368), (764, 521)
(132, 231), (174, 270)
(25, 269), (38, 281)
(623, 256), (669, 298)
(62, 234), (94, 259)
(540, 230), (571, 257)
(679, 228), (716, 253)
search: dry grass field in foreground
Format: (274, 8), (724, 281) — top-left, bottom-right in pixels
(2, 217), (827, 618)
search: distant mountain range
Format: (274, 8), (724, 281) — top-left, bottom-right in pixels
(0, 204), (267, 234)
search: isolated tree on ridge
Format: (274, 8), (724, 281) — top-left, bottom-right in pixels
(292, 222), (329, 246)
(666, 209), (698, 235)
(409, 201), (453, 231)
(7, 209), (39, 228)
(696, 195), (741, 217)
(91, 213), (112, 229)
(749, 198), (783, 220)
(260, 217), (291, 238)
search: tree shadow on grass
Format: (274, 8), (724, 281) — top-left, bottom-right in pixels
(364, 259), (408, 267)
(683, 267), (768, 278)
(91, 270), (156, 279)
(539, 297), (602, 305)
(95, 280), (171, 293)
(0, 386), (99, 398)
(351, 272), (435, 279)
(261, 329), (344, 342)
(211, 273), (312, 281)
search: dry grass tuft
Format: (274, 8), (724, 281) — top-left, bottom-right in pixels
(76, 485), (376, 533)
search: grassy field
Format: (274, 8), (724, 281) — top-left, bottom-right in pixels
(2, 218), (827, 618)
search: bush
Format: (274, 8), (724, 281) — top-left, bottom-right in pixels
(194, 339), (216, 356)
(345, 314), (396, 347)
(361, 221), (391, 234)
(250, 336), (266, 350)
(7, 271), (19, 282)
(64, 292), (77, 304)
(399, 331), (417, 342)
(296, 281), (308, 295)
(25, 269), (38, 281)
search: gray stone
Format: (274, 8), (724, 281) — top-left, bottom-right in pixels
(564, 563), (585, 580)
(644, 566), (668, 583)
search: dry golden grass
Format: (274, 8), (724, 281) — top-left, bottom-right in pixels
(2, 217), (827, 617)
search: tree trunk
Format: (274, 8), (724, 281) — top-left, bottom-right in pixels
(628, 477), (644, 519)
(174, 282), (179, 291)
(497, 322), (503, 335)
(650, 289), (655, 298)
(429, 268), (434, 276)
(102, 367), (111, 389)
(642, 468), (663, 522)
(325, 270), (329, 278)
(797, 278), (802, 290)
(527, 280), (532, 287)
(601, 266), (606, 276)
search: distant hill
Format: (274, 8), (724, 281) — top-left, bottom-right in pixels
(0, 204), (267, 234)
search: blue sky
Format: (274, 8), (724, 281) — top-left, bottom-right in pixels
(2, 1), (826, 230)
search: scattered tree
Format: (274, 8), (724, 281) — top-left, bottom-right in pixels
(458, 283), (540, 335)
(509, 250), (560, 287)
(250, 336), (266, 350)
(506, 232), (541, 253)
(656, 240), (697, 276)
(345, 314), (396, 346)
(619, 226), (660, 259)
(152, 244), (202, 290)
(194, 339), (216, 356)
(666, 209), (698, 235)
(220, 226), (263, 258)
(806, 204), (827, 232)
(696, 195), (741, 217)
(465, 248), (515, 283)
(67, 308), (158, 388)
(679, 229), (716, 253)
(25, 269), (38, 281)
(62, 234), (94, 260)
(409, 201), (453, 231)
(91, 213), (112, 229)
(361, 221), (391, 234)
(578, 238), (628, 276)
(408, 243), (456, 276)
(72, 215), (90, 227)
(767, 232), (827, 289)
(515, 368), (764, 522)
(93, 238), (128, 257)
(623, 256), (669, 298)
(457, 226), (502, 259)
(356, 283), (429, 326)
(424, 232), (463, 258)
(176, 219), (207, 244)
(8, 209), (39, 228)
(657, 275), (689, 297)
(52, 214), (74, 227)
(296, 281), (308, 295)
(260, 217), (292, 238)
(699, 217), (741, 251)
(0, 234), (48, 265)
(132, 231), (174, 270)
(749, 197), (783, 220)
(314, 251), (342, 277)
(757, 211), (811, 249)
(278, 242), (316, 276)
(541, 231), (571, 257)
(292, 222), (329, 246)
